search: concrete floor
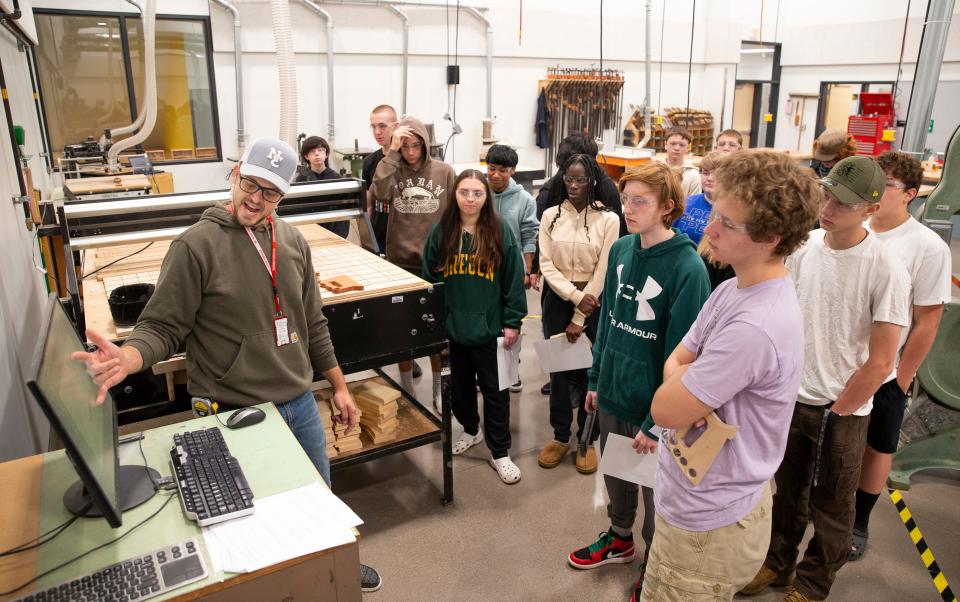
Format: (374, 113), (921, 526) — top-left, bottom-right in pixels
(332, 288), (960, 602)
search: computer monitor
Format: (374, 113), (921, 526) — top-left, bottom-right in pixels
(26, 294), (158, 528)
(128, 153), (153, 175)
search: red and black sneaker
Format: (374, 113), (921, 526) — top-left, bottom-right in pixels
(567, 530), (636, 570)
(628, 552), (649, 602)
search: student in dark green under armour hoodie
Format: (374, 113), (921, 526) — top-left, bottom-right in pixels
(566, 163), (710, 598)
(422, 170), (527, 484)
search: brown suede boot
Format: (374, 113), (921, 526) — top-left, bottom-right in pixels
(538, 440), (570, 468)
(781, 587), (823, 602)
(739, 565), (795, 596)
(575, 446), (598, 474)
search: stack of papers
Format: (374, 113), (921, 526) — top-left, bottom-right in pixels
(202, 482), (363, 574)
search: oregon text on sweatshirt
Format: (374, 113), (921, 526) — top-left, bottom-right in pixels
(124, 204), (338, 406)
(370, 116), (456, 271)
(588, 230), (710, 436)
(421, 221), (527, 346)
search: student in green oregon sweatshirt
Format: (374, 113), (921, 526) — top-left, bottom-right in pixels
(565, 163), (710, 598)
(422, 169), (527, 484)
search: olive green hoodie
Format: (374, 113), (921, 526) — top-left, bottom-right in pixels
(370, 116), (456, 271)
(124, 204), (338, 406)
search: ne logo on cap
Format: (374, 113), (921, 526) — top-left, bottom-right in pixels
(268, 147), (284, 168)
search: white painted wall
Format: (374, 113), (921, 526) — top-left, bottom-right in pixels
(32, 0), (741, 191)
(733, 0), (960, 154)
(0, 25), (55, 461)
(23, 0), (960, 193)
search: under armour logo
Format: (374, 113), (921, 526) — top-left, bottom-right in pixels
(267, 147), (283, 168)
(634, 276), (662, 321)
(615, 265), (662, 322)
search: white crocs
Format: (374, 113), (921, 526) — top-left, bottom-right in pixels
(452, 428), (484, 455)
(488, 456), (522, 484)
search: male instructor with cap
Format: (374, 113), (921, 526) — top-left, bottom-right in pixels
(73, 137), (383, 593)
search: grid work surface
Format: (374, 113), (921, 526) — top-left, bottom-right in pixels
(81, 224), (431, 339)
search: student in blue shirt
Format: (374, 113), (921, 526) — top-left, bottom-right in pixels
(673, 151), (725, 245)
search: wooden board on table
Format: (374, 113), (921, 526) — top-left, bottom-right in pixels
(65, 174), (152, 196)
(312, 243), (427, 303)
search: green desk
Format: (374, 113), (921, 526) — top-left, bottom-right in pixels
(0, 404), (360, 601)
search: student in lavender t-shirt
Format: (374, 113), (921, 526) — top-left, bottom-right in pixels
(637, 151), (820, 602)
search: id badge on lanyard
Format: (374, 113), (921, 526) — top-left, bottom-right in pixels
(242, 215), (290, 347)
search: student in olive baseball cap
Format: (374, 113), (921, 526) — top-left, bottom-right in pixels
(744, 153), (911, 600)
(818, 155), (886, 206)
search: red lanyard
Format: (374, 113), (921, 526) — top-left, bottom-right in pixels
(244, 217), (282, 315)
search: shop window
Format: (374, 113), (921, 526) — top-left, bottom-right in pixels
(34, 10), (220, 166)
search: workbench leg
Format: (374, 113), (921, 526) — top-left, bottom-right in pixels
(440, 344), (454, 505)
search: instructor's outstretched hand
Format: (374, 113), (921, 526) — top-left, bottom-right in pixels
(71, 329), (141, 405)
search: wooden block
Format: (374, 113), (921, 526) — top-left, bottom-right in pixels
(355, 383), (401, 404)
(196, 146), (218, 160)
(319, 274), (365, 294)
(146, 149), (166, 162)
(171, 148), (196, 160)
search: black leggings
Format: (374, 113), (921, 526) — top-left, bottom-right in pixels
(541, 285), (600, 444)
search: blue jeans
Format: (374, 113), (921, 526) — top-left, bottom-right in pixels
(275, 389), (331, 486)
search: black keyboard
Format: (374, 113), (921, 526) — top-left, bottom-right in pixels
(13, 538), (207, 602)
(169, 428), (254, 527)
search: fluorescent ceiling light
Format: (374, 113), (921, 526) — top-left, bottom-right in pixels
(741, 48), (775, 54)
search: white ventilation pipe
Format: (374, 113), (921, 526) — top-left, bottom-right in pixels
(272, 0), (299, 151)
(99, 0), (148, 148)
(300, 0), (335, 144)
(107, 0), (157, 167)
(639, 0), (653, 148)
(209, 0), (245, 152)
(466, 7), (492, 119)
(387, 4), (409, 117)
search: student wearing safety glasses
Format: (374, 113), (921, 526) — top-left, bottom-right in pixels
(640, 151), (820, 601)
(565, 162), (709, 600)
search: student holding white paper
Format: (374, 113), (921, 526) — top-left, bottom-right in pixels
(566, 164), (709, 598)
(422, 170), (527, 484)
(537, 154), (620, 475)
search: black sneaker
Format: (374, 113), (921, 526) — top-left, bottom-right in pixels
(540, 382), (551, 395)
(412, 361), (423, 379)
(509, 379), (523, 393)
(360, 563), (382, 593)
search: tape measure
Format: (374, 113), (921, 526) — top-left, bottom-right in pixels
(192, 397), (219, 417)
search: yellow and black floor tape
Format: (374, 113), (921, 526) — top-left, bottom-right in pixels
(889, 489), (957, 602)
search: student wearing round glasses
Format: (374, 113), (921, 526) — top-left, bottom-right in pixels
(566, 163), (709, 598)
(421, 170), (527, 483)
(537, 154), (620, 474)
(643, 151), (820, 601)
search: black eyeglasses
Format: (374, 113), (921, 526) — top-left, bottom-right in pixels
(238, 176), (283, 203)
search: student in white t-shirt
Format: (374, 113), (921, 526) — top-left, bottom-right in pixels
(849, 151), (953, 561)
(743, 156), (911, 602)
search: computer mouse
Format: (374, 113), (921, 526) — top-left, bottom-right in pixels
(226, 407), (266, 429)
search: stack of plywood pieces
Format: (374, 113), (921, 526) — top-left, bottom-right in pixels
(315, 394), (338, 458)
(352, 381), (401, 445)
(314, 390), (364, 454)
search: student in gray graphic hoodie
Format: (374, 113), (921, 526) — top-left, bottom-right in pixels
(371, 115), (457, 409)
